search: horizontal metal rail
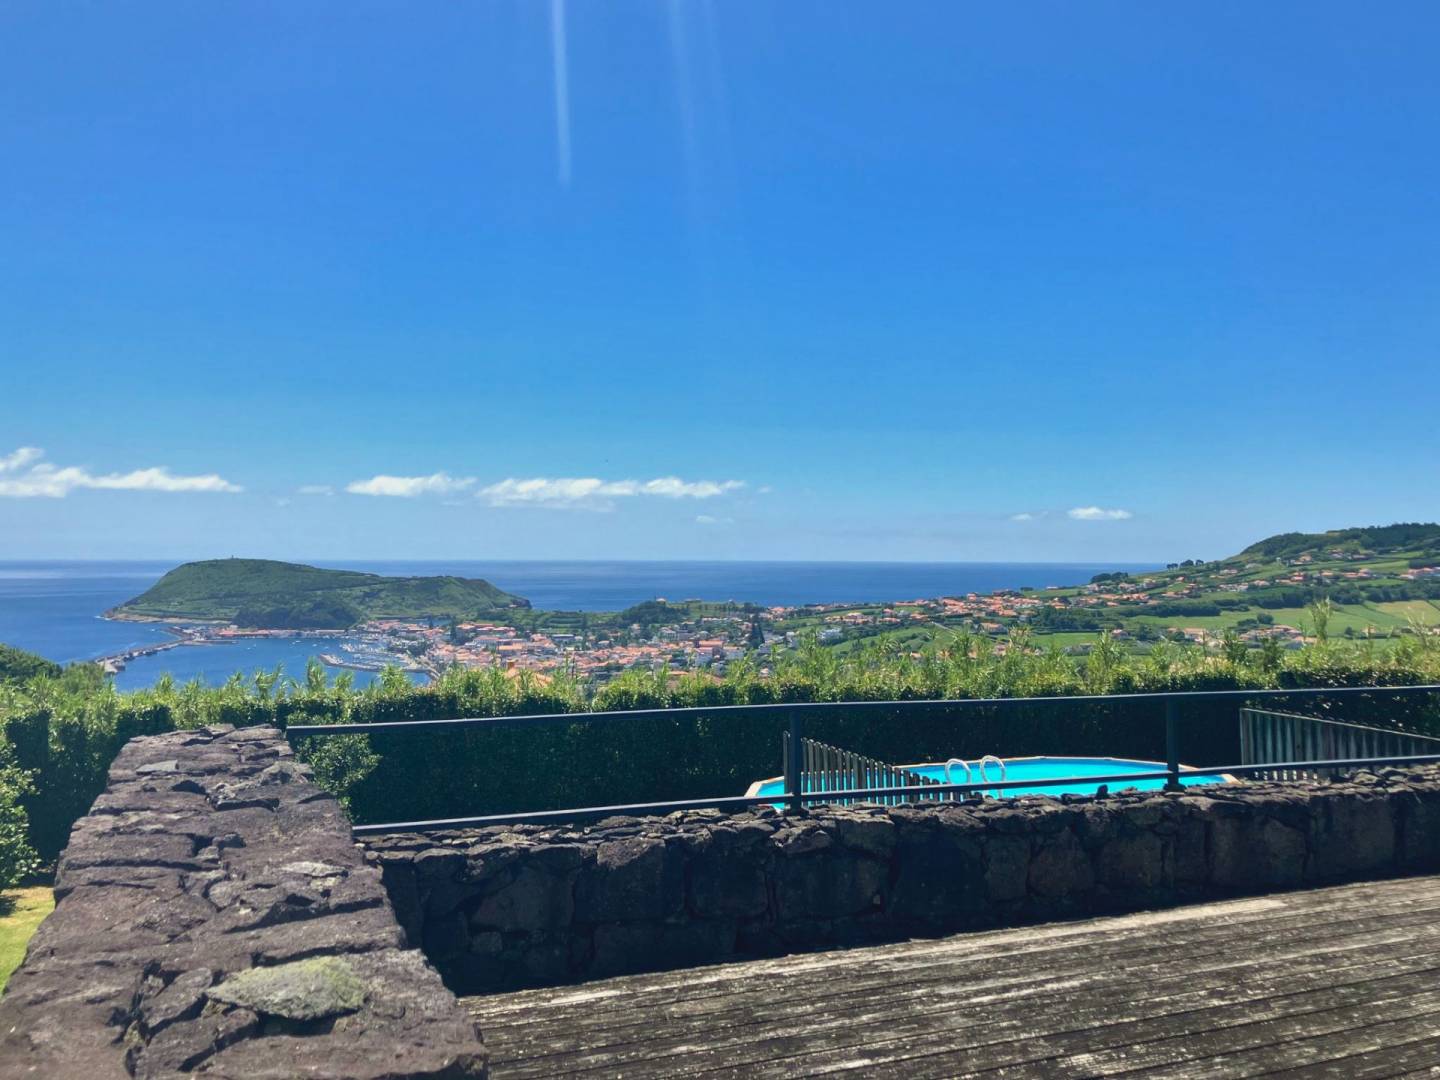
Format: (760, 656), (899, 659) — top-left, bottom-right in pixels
(286, 683), (1440, 738)
(349, 751), (1440, 835)
(285, 684), (1440, 835)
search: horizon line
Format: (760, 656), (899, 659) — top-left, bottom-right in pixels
(0, 556), (1170, 567)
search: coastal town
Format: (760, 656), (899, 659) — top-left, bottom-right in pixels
(93, 543), (1440, 686)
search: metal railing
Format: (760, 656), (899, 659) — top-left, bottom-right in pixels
(782, 733), (943, 806)
(1239, 706), (1440, 781)
(284, 683), (1440, 835)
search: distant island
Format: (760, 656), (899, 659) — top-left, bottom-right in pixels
(107, 558), (530, 629)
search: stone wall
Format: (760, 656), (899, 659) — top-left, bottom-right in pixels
(366, 766), (1440, 994)
(0, 726), (487, 1080)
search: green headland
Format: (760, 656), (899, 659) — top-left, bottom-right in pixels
(107, 558), (530, 629)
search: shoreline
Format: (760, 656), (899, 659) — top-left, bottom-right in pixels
(93, 618), (355, 676)
(92, 619), (429, 682)
(319, 652), (428, 676)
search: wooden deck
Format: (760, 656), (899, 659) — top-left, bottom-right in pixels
(463, 874), (1440, 1078)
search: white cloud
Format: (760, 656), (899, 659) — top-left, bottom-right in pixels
(1068, 506), (1133, 521)
(297, 484), (335, 497)
(0, 447), (242, 498)
(0, 447), (44, 473)
(479, 476), (745, 510)
(346, 473), (475, 497)
(695, 514), (734, 526)
(1010, 511), (1044, 522)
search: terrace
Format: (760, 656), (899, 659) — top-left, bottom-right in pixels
(6, 685), (1440, 1077)
(468, 874), (1440, 1078)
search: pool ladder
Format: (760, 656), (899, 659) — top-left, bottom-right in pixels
(943, 755), (1007, 800)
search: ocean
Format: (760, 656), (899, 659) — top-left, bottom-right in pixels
(0, 559), (1156, 690)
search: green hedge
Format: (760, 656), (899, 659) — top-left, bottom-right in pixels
(0, 739), (39, 889)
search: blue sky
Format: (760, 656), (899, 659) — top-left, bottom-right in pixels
(1, 2), (1436, 562)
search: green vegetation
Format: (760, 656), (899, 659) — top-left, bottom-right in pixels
(234, 595), (365, 630)
(0, 886), (53, 995)
(0, 645), (61, 685)
(1239, 523), (1440, 562)
(2, 630), (1438, 866)
(485, 599), (758, 637)
(773, 522), (1440, 655)
(0, 739), (38, 891)
(110, 559), (529, 627)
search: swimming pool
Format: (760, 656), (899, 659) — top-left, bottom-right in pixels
(746, 756), (1232, 803)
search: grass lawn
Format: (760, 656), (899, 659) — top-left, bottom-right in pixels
(0, 886), (54, 995)
(1369, 599), (1440, 625)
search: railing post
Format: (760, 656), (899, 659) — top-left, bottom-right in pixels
(786, 710), (804, 814)
(1165, 698), (1181, 791)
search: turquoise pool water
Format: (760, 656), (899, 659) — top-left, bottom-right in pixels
(750, 756), (1230, 802)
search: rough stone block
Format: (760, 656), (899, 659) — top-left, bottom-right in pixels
(984, 834), (1030, 902)
(1308, 792), (1397, 881)
(890, 828), (985, 927)
(774, 851), (887, 921)
(468, 863), (575, 932)
(1209, 814), (1307, 890)
(1095, 828), (1166, 892)
(575, 835), (683, 922)
(1029, 828), (1094, 899)
(0, 726), (487, 1080)
(689, 845), (769, 919)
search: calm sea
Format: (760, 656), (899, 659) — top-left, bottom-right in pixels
(0, 560), (1155, 690)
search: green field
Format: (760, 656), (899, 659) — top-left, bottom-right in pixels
(0, 886), (53, 995)
(1370, 599), (1440, 624)
(1119, 601), (1436, 638)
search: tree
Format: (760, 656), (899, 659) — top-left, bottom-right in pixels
(1257, 633), (1284, 673)
(1220, 629), (1248, 666)
(1307, 596), (1334, 645)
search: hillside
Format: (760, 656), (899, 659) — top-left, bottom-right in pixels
(0, 644), (62, 684)
(109, 559), (530, 629)
(1239, 523), (1440, 563)
(777, 522), (1440, 656)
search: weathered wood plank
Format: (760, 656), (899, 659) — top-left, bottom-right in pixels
(473, 902), (1440, 1066)
(1009, 1000), (1440, 1079)
(478, 927), (1440, 1077)
(469, 875), (1440, 1022)
(677, 963), (1440, 1080)
(1111, 1012), (1440, 1079)
(468, 875), (1440, 1023)
(469, 886), (1440, 1046)
(471, 875), (1440, 1080)
(485, 934), (1440, 1078)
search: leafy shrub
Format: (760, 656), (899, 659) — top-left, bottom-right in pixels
(0, 741), (39, 889)
(0, 645), (61, 684)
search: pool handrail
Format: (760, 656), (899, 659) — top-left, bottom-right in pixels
(943, 757), (973, 786)
(977, 754), (1006, 785)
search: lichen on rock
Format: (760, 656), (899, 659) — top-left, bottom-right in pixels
(207, 956), (367, 1021)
